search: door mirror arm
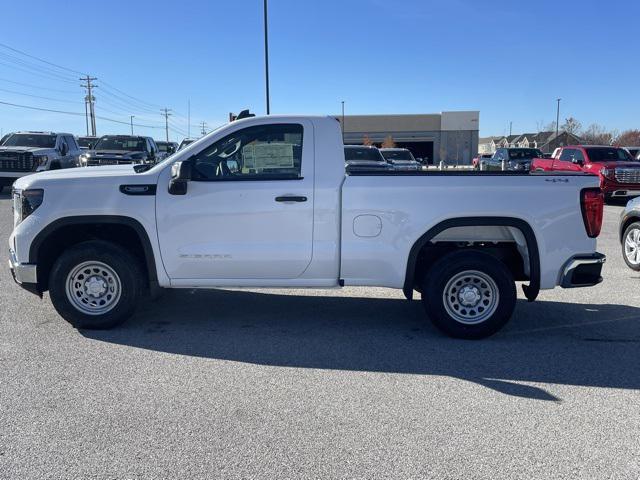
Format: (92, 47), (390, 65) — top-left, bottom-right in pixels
(168, 158), (193, 195)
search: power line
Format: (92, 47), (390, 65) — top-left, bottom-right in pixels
(0, 60), (78, 85)
(0, 42), (86, 76)
(0, 77), (78, 94)
(0, 100), (165, 129)
(100, 79), (164, 110)
(0, 87), (80, 104)
(0, 51), (78, 82)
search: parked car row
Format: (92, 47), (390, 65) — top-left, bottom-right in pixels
(0, 131), (192, 191)
(475, 145), (640, 201)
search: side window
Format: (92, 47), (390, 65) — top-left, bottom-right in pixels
(495, 150), (504, 160)
(559, 148), (574, 161)
(58, 136), (68, 153)
(191, 123), (303, 181)
(573, 149), (585, 163)
(65, 136), (77, 151)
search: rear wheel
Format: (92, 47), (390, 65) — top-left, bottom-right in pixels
(49, 241), (142, 329)
(622, 222), (640, 271)
(421, 251), (516, 339)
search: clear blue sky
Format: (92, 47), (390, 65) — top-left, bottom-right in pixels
(0, 0), (637, 140)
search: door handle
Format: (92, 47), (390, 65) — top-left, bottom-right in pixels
(275, 195), (307, 202)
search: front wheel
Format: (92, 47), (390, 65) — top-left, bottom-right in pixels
(421, 251), (516, 339)
(49, 241), (142, 329)
(622, 222), (640, 271)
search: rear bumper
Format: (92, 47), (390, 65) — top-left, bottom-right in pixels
(8, 249), (40, 296)
(559, 253), (606, 288)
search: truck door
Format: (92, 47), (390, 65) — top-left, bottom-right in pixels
(155, 120), (314, 280)
(553, 148), (584, 172)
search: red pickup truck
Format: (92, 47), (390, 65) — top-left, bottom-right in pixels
(531, 145), (640, 200)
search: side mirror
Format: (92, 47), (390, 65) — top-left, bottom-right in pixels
(571, 156), (583, 165)
(168, 159), (192, 195)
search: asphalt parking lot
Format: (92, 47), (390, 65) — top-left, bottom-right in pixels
(1, 191), (639, 479)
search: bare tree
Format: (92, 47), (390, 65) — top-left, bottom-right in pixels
(615, 129), (640, 146)
(581, 124), (614, 145)
(381, 135), (396, 148)
(543, 121), (557, 132)
(561, 117), (582, 134)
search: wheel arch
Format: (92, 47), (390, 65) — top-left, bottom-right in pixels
(619, 214), (640, 244)
(403, 216), (541, 302)
(29, 215), (158, 292)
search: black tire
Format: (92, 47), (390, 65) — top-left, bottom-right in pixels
(421, 250), (516, 339)
(622, 221), (640, 271)
(49, 240), (142, 329)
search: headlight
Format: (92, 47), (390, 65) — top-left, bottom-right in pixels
(79, 154), (89, 166)
(600, 167), (615, 180)
(12, 188), (44, 226)
(32, 155), (48, 170)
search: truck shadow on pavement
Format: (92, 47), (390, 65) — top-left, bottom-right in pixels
(81, 288), (640, 402)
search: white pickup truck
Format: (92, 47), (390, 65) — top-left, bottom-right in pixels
(9, 116), (606, 339)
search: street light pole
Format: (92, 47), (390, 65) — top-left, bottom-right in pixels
(556, 98), (561, 138)
(130, 115), (134, 135)
(341, 100), (345, 144)
(263, 0), (270, 115)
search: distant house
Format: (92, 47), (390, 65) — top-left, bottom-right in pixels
(478, 131), (583, 154)
(478, 136), (507, 153)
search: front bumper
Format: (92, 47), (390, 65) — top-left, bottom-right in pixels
(559, 253), (606, 288)
(8, 249), (40, 296)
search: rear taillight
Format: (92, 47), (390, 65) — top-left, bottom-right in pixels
(580, 188), (603, 238)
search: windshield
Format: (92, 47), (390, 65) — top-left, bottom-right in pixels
(77, 137), (96, 148)
(344, 147), (385, 162)
(381, 150), (415, 161)
(3, 133), (56, 148)
(586, 147), (634, 162)
(94, 136), (146, 152)
(508, 148), (542, 160)
(156, 142), (171, 152)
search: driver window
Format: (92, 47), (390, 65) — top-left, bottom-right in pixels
(191, 123), (303, 181)
(573, 149), (585, 162)
(559, 149), (575, 161)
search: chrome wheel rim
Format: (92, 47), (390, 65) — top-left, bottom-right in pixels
(625, 228), (640, 265)
(443, 270), (499, 325)
(65, 261), (121, 315)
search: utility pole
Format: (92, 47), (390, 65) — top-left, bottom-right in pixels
(161, 108), (172, 142)
(509, 121), (512, 136)
(80, 75), (98, 136)
(556, 98), (561, 138)
(130, 115), (135, 135)
(188, 99), (191, 139)
(263, 0), (270, 114)
(84, 99), (89, 136)
(341, 100), (345, 144)
(200, 121), (207, 136)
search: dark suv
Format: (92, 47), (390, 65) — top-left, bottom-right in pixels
(80, 135), (160, 166)
(0, 131), (81, 191)
(483, 147), (543, 171)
